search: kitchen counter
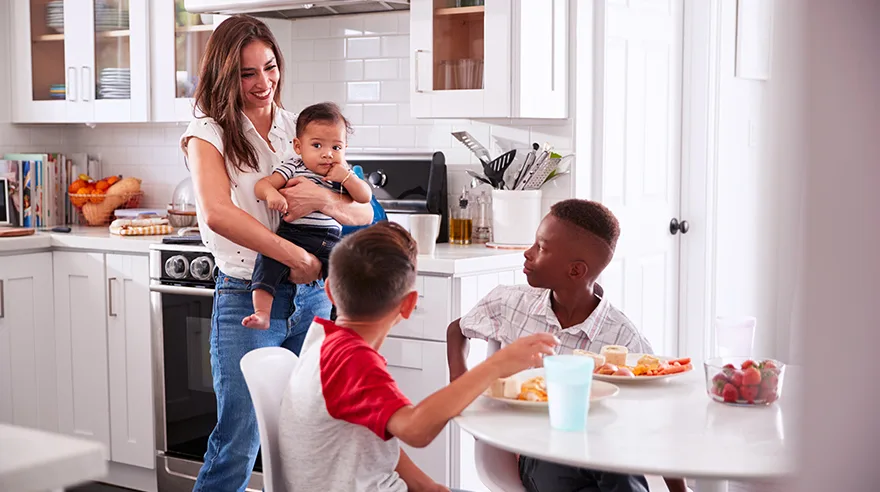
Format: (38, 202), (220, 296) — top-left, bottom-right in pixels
(0, 227), (525, 275)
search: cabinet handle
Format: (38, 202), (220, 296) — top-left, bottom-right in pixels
(414, 50), (426, 93)
(0, 279), (4, 319)
(67, 67), (77, 102)
(108, 277), (117, 317)
(81, 66), (91, 102)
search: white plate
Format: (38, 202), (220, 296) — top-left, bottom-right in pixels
(591, 353), (693, 383)
(482, 368), (620, 409)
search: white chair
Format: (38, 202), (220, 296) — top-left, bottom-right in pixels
(240, 347), (299, 492)
(476, 340), (687, 492)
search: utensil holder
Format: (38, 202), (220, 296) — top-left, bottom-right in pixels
(491, 189), (542, 245)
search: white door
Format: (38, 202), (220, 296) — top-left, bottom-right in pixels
(596, 0), (684, 356)
(106, 254), (154, 468)
(381, 337), (450, 486)
(0, 253), (57, 431)
(54, 251), (111, 458)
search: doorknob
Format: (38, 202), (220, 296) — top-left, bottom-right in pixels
(669, 218), (689, 235)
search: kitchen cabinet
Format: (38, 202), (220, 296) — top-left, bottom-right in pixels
(410, 0), (568, 119)
(151, 0), (223, 122)
(0, 253), (57, 432)
(54, 251), (154, 469)
(11, 0), (150, 123)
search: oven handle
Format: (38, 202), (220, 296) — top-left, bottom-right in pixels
(150, 284), (215, 297)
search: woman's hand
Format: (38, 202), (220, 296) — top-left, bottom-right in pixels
(288, 252), (322, 284)
(280, 177), (331, 221)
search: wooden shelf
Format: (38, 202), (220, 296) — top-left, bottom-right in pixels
(175, 24), (214, 33)
(33, 33), (65, 42)
(435, 6), (485, 16)
(97, 29), (131, 39)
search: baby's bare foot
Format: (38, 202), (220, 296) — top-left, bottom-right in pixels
(242, 311), (270, 330)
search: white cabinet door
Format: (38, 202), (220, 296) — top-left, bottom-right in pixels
(151, 0), (222, 122)
(106, 254), (154, 469)
(381, 338), (450, 485)
(0, 253), (57, 432)
(54, 251), (111, 459)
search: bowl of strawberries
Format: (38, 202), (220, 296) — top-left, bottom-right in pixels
(704, 357), (784, 406)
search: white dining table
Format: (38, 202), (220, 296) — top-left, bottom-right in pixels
(455, 369), (796, 492)
(0, 423), (107, 492)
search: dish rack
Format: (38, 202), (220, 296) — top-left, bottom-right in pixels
(68, 191), (144, 226)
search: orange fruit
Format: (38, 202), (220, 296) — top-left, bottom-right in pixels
(68, 179), (87, 194)
(72, 188), (90, 207)
(89, 188), (105, 204)
(106, 175), (121, 186)
(95, 180), (110, 192)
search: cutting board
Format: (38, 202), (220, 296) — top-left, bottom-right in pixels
(0, 227), (36, 238)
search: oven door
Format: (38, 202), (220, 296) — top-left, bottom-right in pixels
(151, 283), (264, 491)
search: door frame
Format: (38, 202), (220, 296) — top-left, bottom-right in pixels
(572, 0), (722, 361)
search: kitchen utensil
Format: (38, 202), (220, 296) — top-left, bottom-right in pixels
(523, 156), (561, 190)
(540, 170), (570, 187)
(452, 131), (492, 165)
(516, 150), (549, 190)
(484, 150), (516, 189)
(466, 170), (493, 187)
(511, 150), (536, 190)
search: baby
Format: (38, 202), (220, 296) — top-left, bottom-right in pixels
(242, 102), (372, 329)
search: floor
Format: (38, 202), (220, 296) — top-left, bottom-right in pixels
(70, 484), (136, 492)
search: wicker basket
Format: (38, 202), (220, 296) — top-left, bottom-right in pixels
(68, 191), (144, 226)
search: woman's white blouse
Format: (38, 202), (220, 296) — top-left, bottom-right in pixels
(180, 107), (297, 280)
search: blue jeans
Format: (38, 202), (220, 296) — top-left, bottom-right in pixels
(193, 271), (332, 492)
(251, 222), (341, 295)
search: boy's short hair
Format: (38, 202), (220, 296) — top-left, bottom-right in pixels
(549, 199), (620, 251)
(328, 222), (418, 319)
(295, 101), (353, 138)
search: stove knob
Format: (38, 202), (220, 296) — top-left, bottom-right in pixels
(368, 170), (387, 188)
(164, 255), (189, 279)
(190, 256), (215, 281)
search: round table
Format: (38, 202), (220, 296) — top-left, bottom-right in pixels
(454, 369), (796, 492)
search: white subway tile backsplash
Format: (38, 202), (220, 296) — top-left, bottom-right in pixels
(343, 104), (364, 125)
(292, 18), (330, 38)
(398, 59), (410, 80)
(291, 83), (315, 109)
(349, 125), (380, 148)
(313, 82), (346, 105)
(415, 125), (453, 149)
(363, 14), (399, 35)
(297, 61), (332, 83)
(364, 59), (399, 80)
(346, 37), (382, 59)
(381, 35), (409, 58)
(165, 126), (185, 146)
(380, 81), (409, 103)
(330, 16), (364, 37)
(138, 127), (165, 146)
(347, 82), (381, 102)
(363, 104), (399, 125)
(112, 127), (140, 146)
(529, 124), (573, 150)
(397, 12), (410, 34)
(380, 126), (415, 147)
(331, 60), (364, 82)
(289, 40), (315, 61)
(313, 38), (345, 60)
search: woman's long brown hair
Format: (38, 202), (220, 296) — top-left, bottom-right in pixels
(193, 15), (285, 175)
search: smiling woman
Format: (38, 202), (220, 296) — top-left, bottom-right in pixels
(178, 14), (373, 492)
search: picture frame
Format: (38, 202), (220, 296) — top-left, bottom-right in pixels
(0, 177), (10, 225)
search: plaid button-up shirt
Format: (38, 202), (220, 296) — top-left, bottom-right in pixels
(459, 284), (653, 355)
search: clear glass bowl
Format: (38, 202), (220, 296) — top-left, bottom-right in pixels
(703, 357), (785, 406)
(171, 177), (196, 213)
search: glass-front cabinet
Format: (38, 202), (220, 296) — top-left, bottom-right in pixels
(410, 0), (568, 119)
(12, 0), (149, 123)
(151, 0), (222, 122)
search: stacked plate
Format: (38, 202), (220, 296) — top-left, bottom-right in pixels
(98, 68), (130, 100)
(46, 1), (64, 33)
(49, 84), (65, 100)
(95, 0), (129, 32)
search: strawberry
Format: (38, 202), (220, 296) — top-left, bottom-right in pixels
(711, 373), (728, 395)
(741, 359), (758, 370)
(729, 369), (744, 388)
(742, 366), (762, 386)
(761, 360), (781, 375)
(723, 363), (736, 370)
(761, 372), (779, 392)
(758, 386), (779, 403)
(722, 383), (739, 403)
(740, 385), (759, 403)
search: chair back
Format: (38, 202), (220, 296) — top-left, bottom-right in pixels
(240, 347), (299, 492)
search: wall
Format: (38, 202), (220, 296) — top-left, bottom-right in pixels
(45, 11), (573, 213)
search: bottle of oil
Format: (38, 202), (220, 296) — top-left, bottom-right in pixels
(449, 187), (473, 245)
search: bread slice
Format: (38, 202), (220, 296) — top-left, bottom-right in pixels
(573, 349), (606, 368)
(489, 377), (521, 399)
(600, 345), (629, 367)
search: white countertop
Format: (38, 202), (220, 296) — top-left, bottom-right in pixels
(455, 369), (797, 482)
(0, 423), (107, 492)
(0, 227), (524, 275)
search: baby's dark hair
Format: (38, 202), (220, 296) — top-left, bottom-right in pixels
(550, 199), (620, 251)
(295, 102), (353, 138)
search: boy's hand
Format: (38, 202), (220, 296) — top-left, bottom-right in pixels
(266, 189), (288, 214)
(324, 161), (353, 183)
(487, 333), (559, 379)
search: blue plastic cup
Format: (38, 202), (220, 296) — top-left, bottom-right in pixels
(544, 355), (595, 431)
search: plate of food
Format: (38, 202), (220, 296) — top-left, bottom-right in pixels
(483, 368), (620, 409)
(575, 346), (694, 383)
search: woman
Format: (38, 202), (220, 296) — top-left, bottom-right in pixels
(180, 15), (373, 491)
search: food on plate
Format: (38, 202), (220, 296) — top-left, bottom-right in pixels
(600, 345), (628, 366)
(613, 367), (635, 378)
(708, 358), (784, 405)
(573, 349), (606, 367)
(490, 376), (521, 399)
(518, 376), (548, 402)
(595, 363), (619, 376)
